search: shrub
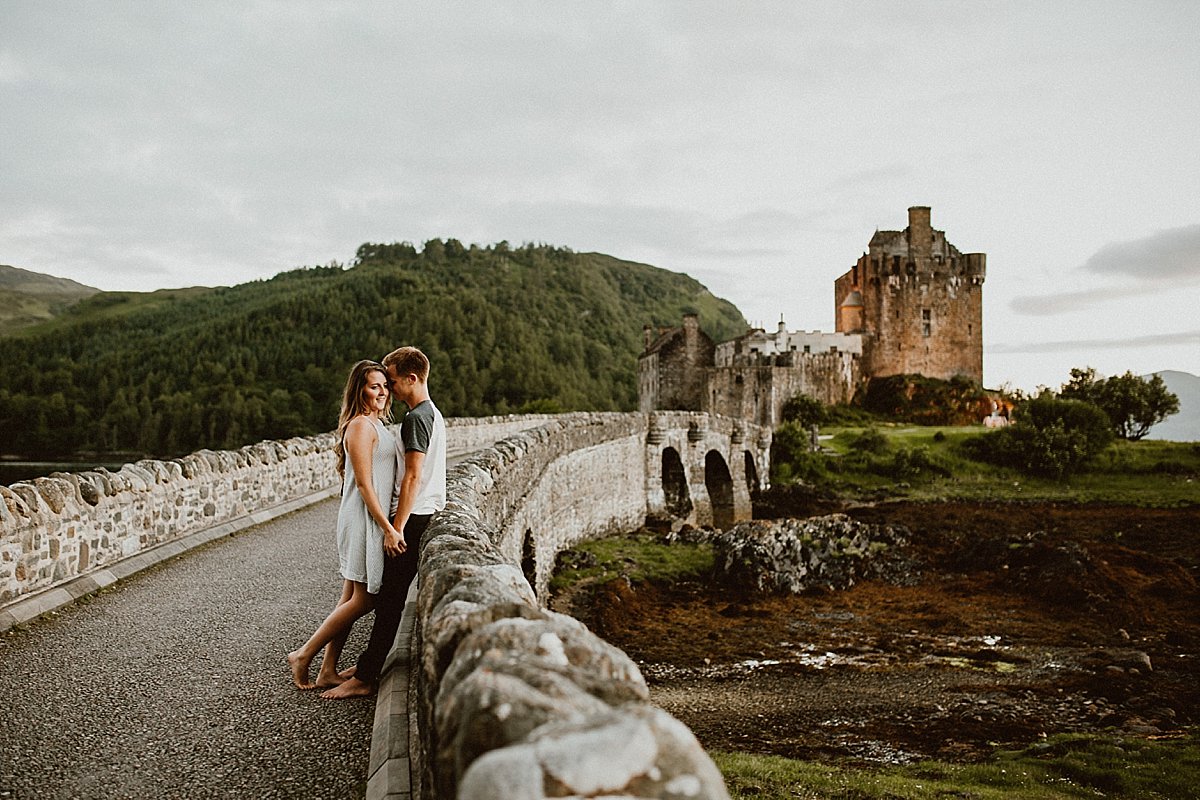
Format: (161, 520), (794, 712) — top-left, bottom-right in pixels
(770, 421), (823, 484)
(859, 374), (992, 425)
(884, 446), (950, 480)
(962, 393), (1113, 479)
(823, 403), (877, 426)
(780, 394), (826, 428)
(849, 427), (889, 455)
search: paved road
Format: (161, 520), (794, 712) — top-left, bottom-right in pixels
(0, 498), (377, 800)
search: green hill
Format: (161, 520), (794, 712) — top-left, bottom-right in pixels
(0, 264), (101, 334)
(0, 241), (745, 459)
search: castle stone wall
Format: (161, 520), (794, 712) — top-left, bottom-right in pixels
(704, 352), (860, 426)
(639, 315), (715, 413)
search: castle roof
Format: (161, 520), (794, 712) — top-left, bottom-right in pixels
(840, 290), (863, 308)
(869, 229), (903, 247)
(642, 328), (680, 356)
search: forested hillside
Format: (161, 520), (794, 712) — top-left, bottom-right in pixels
(0, 241), (745, 459)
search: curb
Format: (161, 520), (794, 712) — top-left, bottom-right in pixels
(366, 579), (419, 800)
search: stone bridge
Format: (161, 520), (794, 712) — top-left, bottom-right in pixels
(0, 411), (771, 799)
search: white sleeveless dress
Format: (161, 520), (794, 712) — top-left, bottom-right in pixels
(336, 418), (397, 594)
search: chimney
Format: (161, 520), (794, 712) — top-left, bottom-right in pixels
(908, 205), (932, 259)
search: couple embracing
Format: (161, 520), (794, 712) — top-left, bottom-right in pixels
(288, 346), (446, 698)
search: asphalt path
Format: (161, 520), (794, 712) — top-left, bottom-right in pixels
(0, 497), (376, 800)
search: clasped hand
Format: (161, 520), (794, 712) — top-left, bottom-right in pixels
(383, 526), (407, 557)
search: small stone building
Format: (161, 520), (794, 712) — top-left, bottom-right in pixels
(638, 314), (715, 413)
(639, 206), (986, 427)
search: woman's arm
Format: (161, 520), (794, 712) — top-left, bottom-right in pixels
(345, 416), (400, 539)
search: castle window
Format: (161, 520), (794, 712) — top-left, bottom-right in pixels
(829, 346), (838, 354)
(922, 308), (932, 337)
(803, 345), (811, 354)
(735, 375), (744, 385)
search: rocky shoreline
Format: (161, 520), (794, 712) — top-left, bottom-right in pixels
(552, 500), (1199, 765)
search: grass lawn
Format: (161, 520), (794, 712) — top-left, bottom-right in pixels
(714, 731), (1200, 799)
(792, 424), (1199, 507)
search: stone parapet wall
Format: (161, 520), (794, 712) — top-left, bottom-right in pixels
(0, 414), (565, 609)
(445, 414), (558, 457)
(413, 411), (731, 799)
(0, 436), (339, 606)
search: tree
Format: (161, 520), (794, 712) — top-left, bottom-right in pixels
(1060, 367), (1180, 440)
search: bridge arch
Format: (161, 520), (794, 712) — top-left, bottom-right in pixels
(743, 449), (760, 493)
(642, 411), (768, 530)
(704, 449), (735, 530)
(660, 446), (692, 518)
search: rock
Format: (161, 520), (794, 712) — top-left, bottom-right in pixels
(421, 576), (544, 692)
(456, 705), (731, 800)
(435, 663), (612, 796)
(712, 514), (909, 593)
(1083, 649), (1153, 674)
(454, 744), (543, 800)
(439, 614), (647, 706)
(74, 476), (100, 506)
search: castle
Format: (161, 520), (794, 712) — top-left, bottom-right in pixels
(639, 206), (986, 427)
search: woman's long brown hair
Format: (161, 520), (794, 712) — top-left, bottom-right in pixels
(334, 360), (392, 477)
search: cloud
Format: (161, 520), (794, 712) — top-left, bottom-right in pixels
(988, 329), (1200, 355)
(0, 50), (29, 84)
(1082, 223), (1200, 280)
(1010, 282), (1170, 316)
(1011, 223), (1200, 315)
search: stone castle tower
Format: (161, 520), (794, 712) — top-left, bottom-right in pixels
(834, 206), (985, 383)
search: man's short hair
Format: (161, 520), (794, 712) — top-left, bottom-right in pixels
(383, 346), (430, 381)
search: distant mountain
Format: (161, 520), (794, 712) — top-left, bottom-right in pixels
(1146, 370), (1200, 443)
(0, 264), (101, 334)
(0, 242), (746, 458)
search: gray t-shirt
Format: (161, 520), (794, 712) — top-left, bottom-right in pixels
(391, 399), (447, 516)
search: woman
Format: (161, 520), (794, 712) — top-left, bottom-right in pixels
(288, 360), (402, 689)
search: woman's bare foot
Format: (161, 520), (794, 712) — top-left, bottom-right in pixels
(320, 676), (375, 699)
(287, 650), (314, 690)
(338, 666), (357, 679)
(314, 670), (347, 689)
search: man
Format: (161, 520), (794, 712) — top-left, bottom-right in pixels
(322, 346), (447, 699)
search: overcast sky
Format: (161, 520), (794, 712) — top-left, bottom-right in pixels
(3, 1), (1198, 392)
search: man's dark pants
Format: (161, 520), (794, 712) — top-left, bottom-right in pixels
(354, 513), (432, 684)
